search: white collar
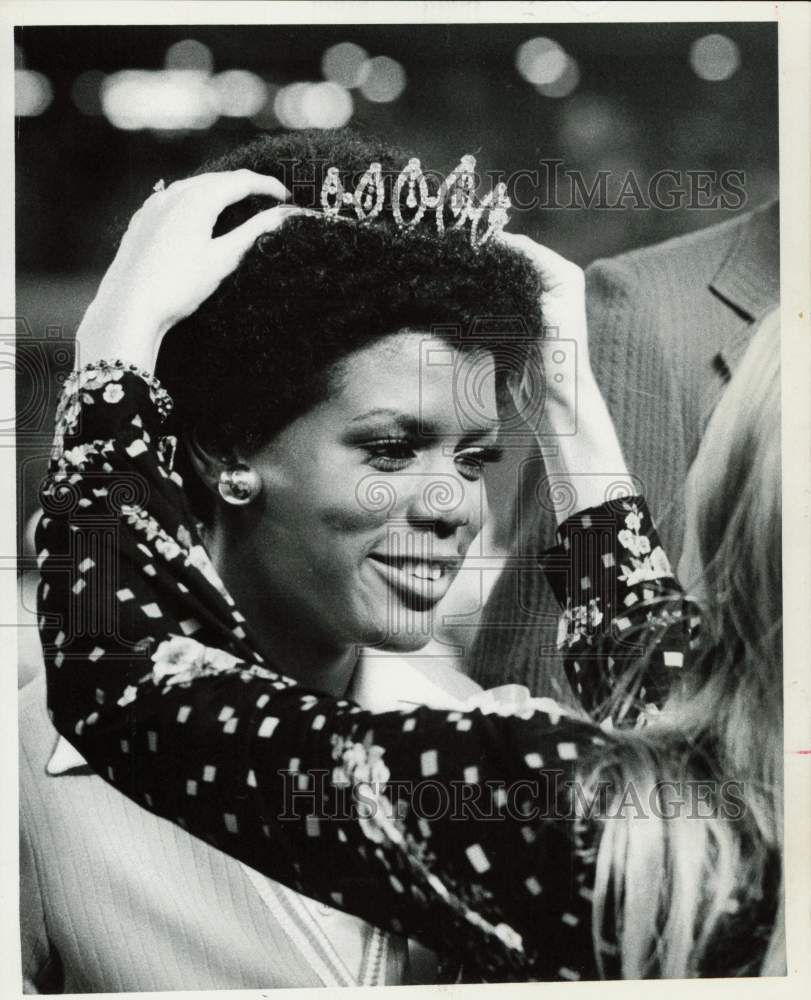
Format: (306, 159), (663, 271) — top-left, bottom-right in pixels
(47, 733), (90, 775)
(348, 647), (483, 712)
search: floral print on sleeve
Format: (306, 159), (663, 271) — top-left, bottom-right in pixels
(540, 497), (699, 726)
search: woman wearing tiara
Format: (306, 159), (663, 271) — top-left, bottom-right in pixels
(32, 130), (783, 982)
(22, 130), (542, 992)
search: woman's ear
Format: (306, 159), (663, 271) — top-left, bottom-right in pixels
(184, 430), (263, 507)
(184, 429), (228, 496)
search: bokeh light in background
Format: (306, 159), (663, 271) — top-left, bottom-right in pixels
(15, 69), (53, 116)
(274, 80), (353, 129)
(71, 70), (106, 115)
(165, 38), (215, 74)
(54, 35), (407, 134)
(210, 70), (268, 118)
(689, 33), (740, 82)
(516, 37), (568, 85)
(273, 81), (311, 128)
(537, 58), (580, 98)
(301, 82), (353, 128)
(359, 56), (407, 103)
(250, 84), (280, 129)
(516, 36), (580, 99)
(102, 70), (220, 131)
(99, 38), (273, 131)
(15, 48), (53, 117)
(322, 41), (371, 88)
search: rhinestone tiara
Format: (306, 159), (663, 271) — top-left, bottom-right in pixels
(316, 154), (511, 250)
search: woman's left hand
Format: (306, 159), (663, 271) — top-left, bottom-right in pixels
(495, 232), (590, 422)
(77, 170), (297, 371)
(496, 231), (632, 520)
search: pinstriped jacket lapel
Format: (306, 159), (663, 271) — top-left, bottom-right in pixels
(710, 199), (780, 374)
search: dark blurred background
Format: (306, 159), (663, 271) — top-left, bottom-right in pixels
(14, 20), (778, 551)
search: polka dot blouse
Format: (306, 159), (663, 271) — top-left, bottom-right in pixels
(37, 363), (706, 981)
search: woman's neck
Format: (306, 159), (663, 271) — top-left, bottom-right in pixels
(253, 623), (359, 697)
(204, 526), (359, 698)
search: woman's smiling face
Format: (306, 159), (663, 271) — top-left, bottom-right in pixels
(228, 330), (502, 655)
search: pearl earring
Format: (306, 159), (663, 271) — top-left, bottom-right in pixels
(218, 467), (262, 506)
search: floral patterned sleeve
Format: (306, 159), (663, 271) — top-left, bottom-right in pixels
(539, 496), (700, 725)
(35, 362), (693, 982)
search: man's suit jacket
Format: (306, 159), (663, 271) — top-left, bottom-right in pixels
(469, 201), (780, 695)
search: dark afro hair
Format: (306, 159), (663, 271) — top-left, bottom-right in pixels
(156, 129), (544, 458)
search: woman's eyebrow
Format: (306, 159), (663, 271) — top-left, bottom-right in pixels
(457, 429), (501, 449)
(348, 409), (427, 434)
(348, 409), (496, 443)
(349, 408), (409, 424)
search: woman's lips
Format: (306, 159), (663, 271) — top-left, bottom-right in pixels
(366, 553), (459, 607)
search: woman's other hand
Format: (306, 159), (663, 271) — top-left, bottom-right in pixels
(496, 232), (589, 420)
(496, 232), (632, 523)
(76, 170), (295, 370)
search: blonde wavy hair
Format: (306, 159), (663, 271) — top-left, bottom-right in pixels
(590, 310), (783, 977)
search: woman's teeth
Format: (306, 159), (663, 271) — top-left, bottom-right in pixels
(368, 554), (449, 582)
(411, 562), (443, 581)
(367, 553), (455, 607)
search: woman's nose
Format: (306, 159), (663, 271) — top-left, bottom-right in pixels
(405, 469), (477, 539)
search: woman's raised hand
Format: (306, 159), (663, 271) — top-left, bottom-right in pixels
(496, 231), (631, 521)
(495, 232), (590, 422)
(76, 170), (299, 371)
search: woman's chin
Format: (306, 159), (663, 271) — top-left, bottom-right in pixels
(373, 631), (435, 654)
(354, 620), (436, 654)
